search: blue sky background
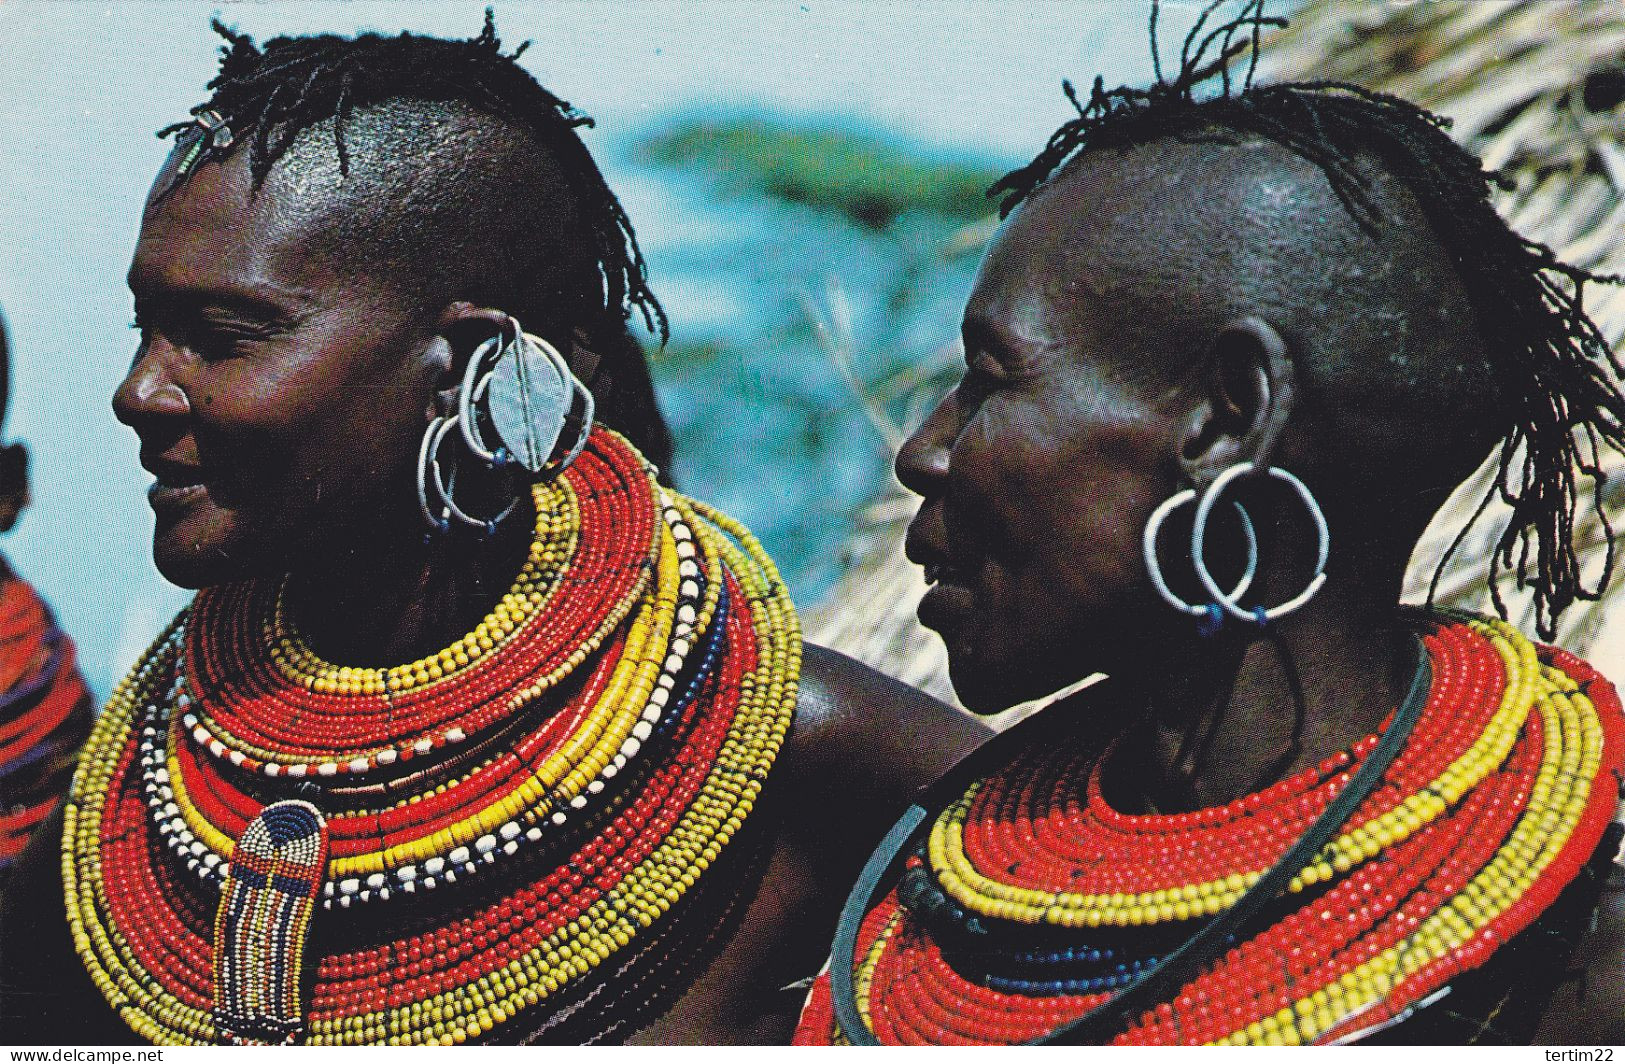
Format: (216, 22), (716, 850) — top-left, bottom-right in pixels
(0, 1), (1219, 697)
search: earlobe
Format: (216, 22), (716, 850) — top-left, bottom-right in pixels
(1177, 316), (1295, 486)
(421, 335), (459, 421)
(437, 303), (513, 373)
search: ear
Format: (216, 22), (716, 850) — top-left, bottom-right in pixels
(0, 443), (30, 534)
(426, 303), (513, 419)
(1177, 316), (1295, 487)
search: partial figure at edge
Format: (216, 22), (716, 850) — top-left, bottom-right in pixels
(0, 310), (95, 883)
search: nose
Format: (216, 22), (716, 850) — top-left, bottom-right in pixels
(895, 388), (957, 499)
(113, 340), (190, 428)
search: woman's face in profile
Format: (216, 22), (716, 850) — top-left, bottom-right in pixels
(896, 167), (1182, 712)
(115, 151), (444, 589)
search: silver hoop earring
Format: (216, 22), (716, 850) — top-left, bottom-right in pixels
(415, 415), (452, 534)
(1143, 488), (1259, 625)
(416, 414), (519, 536)
(1191, 462), (1329, 625)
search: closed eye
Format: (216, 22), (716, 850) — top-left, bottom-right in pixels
(128, 306), (275, 363)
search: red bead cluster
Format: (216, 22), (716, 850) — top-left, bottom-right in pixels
(0, 569), (93, 864)
(185, 440), (656, 773)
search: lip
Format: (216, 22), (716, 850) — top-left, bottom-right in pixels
(917, 580), (974, 634)
(143, 459), (210, 510)
(148, 480), (208, 510)
(906, 517), (976, 632)
(904, 515), (969, 589)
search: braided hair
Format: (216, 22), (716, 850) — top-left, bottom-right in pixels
(156, 9), (667, 346)
(994, 0), (1625, 639)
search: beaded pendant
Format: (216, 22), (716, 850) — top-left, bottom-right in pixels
(213, 800), (328, 1044)
(795, 617), (1624, 1046)
(64, 429), (802, 1045)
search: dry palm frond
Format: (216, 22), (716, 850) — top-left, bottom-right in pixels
(808, 0), (1625, 714)
(1268, 0), (1625, 669)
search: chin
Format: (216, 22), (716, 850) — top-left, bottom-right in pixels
(153, 545), (231, 590)
(152, 525), (256, 590)
(149, 492), (277, 589)
(943, 631), (1101, 716)
(944, 647), (1033, 715)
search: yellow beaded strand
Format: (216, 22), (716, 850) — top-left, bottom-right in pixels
(271, 478), (580, 697)
(850, 909), (903, 1041)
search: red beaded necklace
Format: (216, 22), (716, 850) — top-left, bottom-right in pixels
(796, 616), (1624, 1046)
(183, 438), (655, 773)
(0, 568), (94, 866)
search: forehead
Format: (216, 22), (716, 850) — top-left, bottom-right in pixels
(963, 159), (1150, 349)
(128, 152), (327, 306)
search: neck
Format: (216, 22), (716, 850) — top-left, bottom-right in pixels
(1108, 575), (1416, 815)
(284, 490), (536, 668)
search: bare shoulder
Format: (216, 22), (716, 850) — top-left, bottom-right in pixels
(786, 643), (988, 816)
(771, 643), (988, 873)
(627, 646), (989, 1043)
(1534, 860), (1625, 1045)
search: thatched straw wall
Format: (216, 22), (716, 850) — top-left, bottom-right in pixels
(807, 0), (1625, 714)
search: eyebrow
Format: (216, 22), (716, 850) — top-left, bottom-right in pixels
(127, 273), (302, 326)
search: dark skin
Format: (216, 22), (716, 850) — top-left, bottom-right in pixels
(0, 148), (986, 1045)
(896, 137), (1622, 1042)
(0, 318), (28, 533)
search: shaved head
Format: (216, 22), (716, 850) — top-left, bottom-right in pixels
(1022, 134), (1498, 525)
(259, 99), (602, 341)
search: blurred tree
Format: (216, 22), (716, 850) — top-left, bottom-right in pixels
(637, 115), (1000, 602)
(644, 116), (1002, 230)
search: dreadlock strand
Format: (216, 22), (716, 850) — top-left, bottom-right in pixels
(475, 7), (498, 50)
(325, 77), (351, 177)
(1179, 0), (1232, 86)
(1149, 1), (1165, 87)
(1243, 0), (1266, 90)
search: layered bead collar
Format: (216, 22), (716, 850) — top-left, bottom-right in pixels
(65, 429), (802, 1045)
(796, 615), (1623, 1046)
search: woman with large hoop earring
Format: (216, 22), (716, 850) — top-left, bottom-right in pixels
(796, 9), (1625, 1046)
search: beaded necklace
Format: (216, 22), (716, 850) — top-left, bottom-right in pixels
(0, 567), (94, 867)
(795, 616), (1623, 1046)
(65, 429), (801, 1045)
